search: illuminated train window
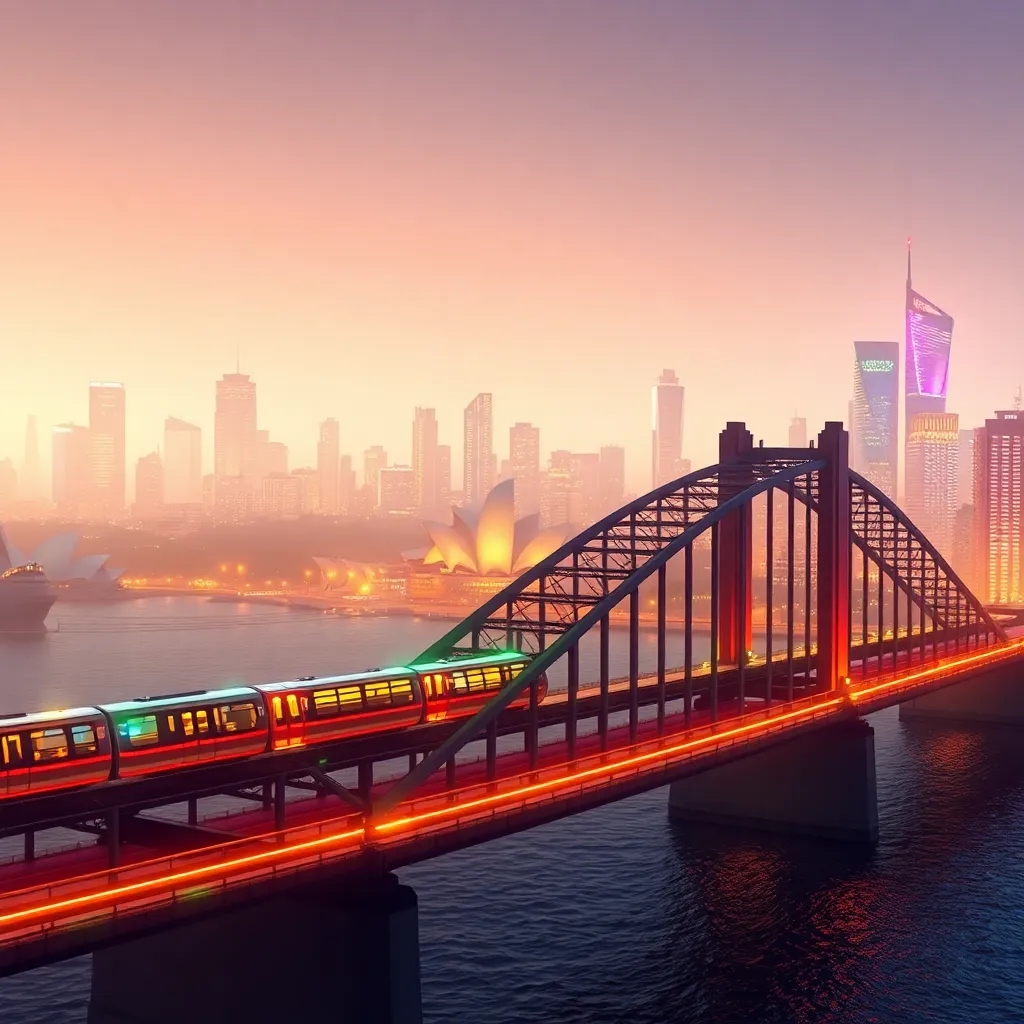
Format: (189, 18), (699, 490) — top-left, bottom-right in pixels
(196, 710), (210, 734)
(181, 712), (195, 737)
(71, 724), (98, 755)
(118, 716), (159, 749)
(219, 704), (258, 733)
(2, 734), (23, 766)
(31, 729), (69, 762)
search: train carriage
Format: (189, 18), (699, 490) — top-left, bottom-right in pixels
(101, 687), (268, 778)
(256, 669), (423, 750)
(0, 708), (112, 799)
(414, 651), (548, 721)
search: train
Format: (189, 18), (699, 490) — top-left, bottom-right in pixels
(0, 651), (548, 800)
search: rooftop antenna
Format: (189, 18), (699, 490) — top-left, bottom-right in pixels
(906, 236), (912, 289)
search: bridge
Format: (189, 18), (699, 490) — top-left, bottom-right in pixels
(2, 421), (1023, 1024)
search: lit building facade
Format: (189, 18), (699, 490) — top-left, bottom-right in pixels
(652, 369), (684, 488)
(851, 341), (898, 496)
(89, 382), (126, 514)
(214, 373), (258, 511)
(436, 445), (451, 508)
(363, 446), (388, 507)
(905, 412), (959, 556)
(463, 393), (493, 506)
(164, 418), (202, 505)
(905, 246), (954, 464)
(317, 418), (340, 513)
(412, 407), (439, 512)
(134, 452), (164, 518)
(379, 465), (416, 514)
(509, 422), (541, 517)
(974, 411), (1024, 604)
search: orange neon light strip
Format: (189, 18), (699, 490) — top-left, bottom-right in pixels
(850, 640), (1024, 702)
(0, 826), (364, 930)
(374, 697), (844, 833)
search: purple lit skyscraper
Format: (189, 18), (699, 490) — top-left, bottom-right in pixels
(905, 240), (954, 430)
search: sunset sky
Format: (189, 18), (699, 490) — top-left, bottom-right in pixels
(3, 1), (1023, 493)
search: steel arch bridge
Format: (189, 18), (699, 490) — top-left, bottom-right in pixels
(375, 421), (1006, 813)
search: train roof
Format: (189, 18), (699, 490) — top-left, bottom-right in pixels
(413, 650), (527, 674)
(0, 707), (106, 730)
(101, 685), (262, 715)
(256, 665), (417, 694)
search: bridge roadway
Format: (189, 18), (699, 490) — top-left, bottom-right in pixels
(0, 634), (1021, 974)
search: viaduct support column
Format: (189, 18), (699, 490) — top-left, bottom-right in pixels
(88, 874), (421, 1024)
(668, 718), (878, 843)
(815, 422), (851, 693)
(717, 422), (754, 666)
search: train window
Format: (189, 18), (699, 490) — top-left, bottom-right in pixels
(30, 728), (68, 762)
(465, 669), (487, 693)
(484, 667), (502, 688)
(213, 707), (221, 729)
(449, 671), (468, 694)
(338, 686), (363, 708)
(196, 710), (210, 735)
(286, 694), (301, 721)
(118, 716), (159, 749)
(391, 680), (414, 705)
(219, 704), (257, 733)
(365, 681), (392, 708)
(181, 712), (195, 737)
(2, 734), (23, 766)
(71, 724), (97, 755)
(271, 697), (284, 726)
(166, 715), (176, 733)
(505, 663), (527, 685)
(313, 689), (339, 717)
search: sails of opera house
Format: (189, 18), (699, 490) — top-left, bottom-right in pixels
(315, 480), (568, 604)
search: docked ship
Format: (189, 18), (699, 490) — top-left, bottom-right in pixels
(0, 562), (55, 632)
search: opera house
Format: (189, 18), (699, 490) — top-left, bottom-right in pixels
(2, 530), (123, 592)
(404, 480), (567, 604)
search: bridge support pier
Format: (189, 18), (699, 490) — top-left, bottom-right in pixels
(87, 873), (422, 1024)
(899, 663), (1024, 725)
(668, 719), (878, 843)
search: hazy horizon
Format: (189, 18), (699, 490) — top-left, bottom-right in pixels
(3, 1), (1024, 494)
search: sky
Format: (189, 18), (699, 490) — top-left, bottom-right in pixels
(2, 0), (1024, 495)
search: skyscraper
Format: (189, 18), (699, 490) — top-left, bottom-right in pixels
(134, 452), (164, 518)
(905, 242), (954, 457)
(412, 408), (439, 512)
(905, 412), (959, 555)
(436, 445), (452, 508)
(851, 341), (899, 496)
(957, 428), (975, 507)
(974, 411), (1024, 604)
(464, 393), (493, 505)
(214, 372), (258, 509)
(52, 424), (91, 515)
(363, 446), (388, 506)
(89, 382), (126, 514)
(317, 418), (340, 513)
(652, 369), (684, 488)
(788, 415), (808, 449)
(599, 445), (625, 512)
(379, 466), (416, 513)
(163, 418), (202, 505)
(509, 422), (541, 517)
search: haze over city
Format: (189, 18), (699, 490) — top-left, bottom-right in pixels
(4, 1), (1024, 492)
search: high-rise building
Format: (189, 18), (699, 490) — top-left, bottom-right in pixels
(599, 446), (626, 513)
(89, 382), (126, 514)
(509, 422), (541, 517)
(905, 243), (954, 466)
(788, 415), (808, 449)
(363, 446), (388, 506)
(264, 441), (288, 477)
(652, 369), (684, 488)
(379, 465), (416, 513)
(958, 428), (975, 507)
(905, 412), (959, 555)
(541, 450), (573, 527)
(974, 411), (1024, 604)
(338, 454), (355, 514)
(214, 372), (258, 508)
(0, 460), (16, 512)
(412, 408), (439, 512)
(317, 419), (340, 513)
(134, 452), (164, 518)
(21, 416), (42, 504)
(291, 468), (320, 514)
(852, 341), (899, 496)
(568, 453), (601, 526)
(52, 424), (91, 515)
(464, 393), (493, 505)
(164, 418), (202, 505)
(437, 445), (452, 508)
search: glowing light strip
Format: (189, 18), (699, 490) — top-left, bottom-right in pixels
(374, 698), (844, 834)
(0, 826), (364, 930)
(850, 640), (1024, 702)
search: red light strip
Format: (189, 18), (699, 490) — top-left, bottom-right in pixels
(850, 640), (1024, 702)
(374, 697), (844, 834)
(0, 825), (364, 930)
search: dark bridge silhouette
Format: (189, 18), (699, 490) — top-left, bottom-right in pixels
(2, 422), (1022, 1024)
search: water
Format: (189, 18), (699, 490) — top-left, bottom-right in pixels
(2, 598), (1023, 1023)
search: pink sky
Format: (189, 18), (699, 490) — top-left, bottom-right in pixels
(2, 2), (1023, 494)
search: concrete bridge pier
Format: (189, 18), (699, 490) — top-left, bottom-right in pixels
(88, 873), (421, 1024)
(899, 662), (1024, 725)
(668, 718), (878, 843)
